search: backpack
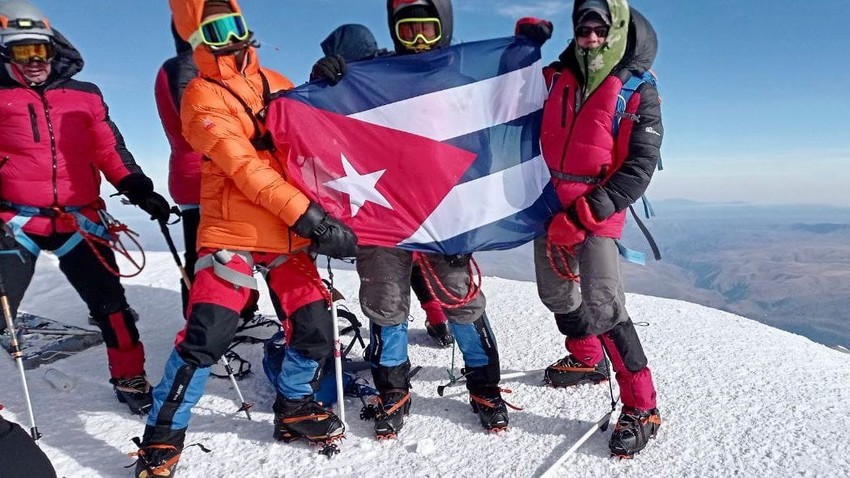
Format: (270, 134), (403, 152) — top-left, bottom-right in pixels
(612, 70), (663, 264)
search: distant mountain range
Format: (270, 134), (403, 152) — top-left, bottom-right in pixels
(476, 201), (850, 349)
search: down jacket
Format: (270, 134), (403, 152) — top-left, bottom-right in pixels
(170, 0), (311, 253)
(155, 22), (202, 207)
(0, 30), (145, 236)
(540, 6), (663, 238)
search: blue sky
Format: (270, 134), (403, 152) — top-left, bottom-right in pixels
(31, 0), (850, 206)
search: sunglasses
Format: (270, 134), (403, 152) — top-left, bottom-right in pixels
(575, 25), (610, 38)
(197, 13), (249, 47)
(7, 42), (54, 64)
(395, 17), (442, 48)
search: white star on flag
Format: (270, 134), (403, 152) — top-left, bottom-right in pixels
(324, 153), (393, 217)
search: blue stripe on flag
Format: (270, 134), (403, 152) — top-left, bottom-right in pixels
(280, 37), (542, 115)
(447, 110), (543, 184)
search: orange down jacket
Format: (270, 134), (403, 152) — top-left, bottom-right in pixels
(170, 0), (311, 253)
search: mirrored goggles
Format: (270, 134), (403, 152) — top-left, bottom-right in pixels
(7, 42), (54, 64)
(198, 13), (249, 47)
(394, 17), (442, 47)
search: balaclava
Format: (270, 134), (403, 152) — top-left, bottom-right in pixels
(573, 0), (629, 97)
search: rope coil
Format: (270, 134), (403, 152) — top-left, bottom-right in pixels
(414, 253), (482, 309)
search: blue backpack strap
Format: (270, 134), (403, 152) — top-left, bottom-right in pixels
(615, 239), (646, 265)
(613, 70), (656, 137)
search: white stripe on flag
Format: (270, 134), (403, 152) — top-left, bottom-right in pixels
(349, 61), (546, 141)
(399, 154), (551, 246)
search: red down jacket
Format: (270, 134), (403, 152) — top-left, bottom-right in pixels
(0, 30), (145, 236)
(540, 8), (663, 238)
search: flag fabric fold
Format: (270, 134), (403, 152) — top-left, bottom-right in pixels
(266, 36), (561, 255)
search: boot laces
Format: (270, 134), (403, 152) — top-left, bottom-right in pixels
(127, 442), (180, 474)
(283, 400), (332, 423)
(115, 375), (150, 394)
(470, 388), (523, 411)
(615, 408), (658, 430)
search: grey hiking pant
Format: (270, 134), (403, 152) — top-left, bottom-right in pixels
(533, 235), (628, 336)
(356, 246), (486, 326)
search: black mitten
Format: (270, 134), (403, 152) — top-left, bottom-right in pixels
(309, 55), (346, 85)
(291, 203), (357, 259)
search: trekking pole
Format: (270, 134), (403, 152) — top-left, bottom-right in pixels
(0, 265), (40, 442)
(157, 217), (253, 420)
(325, 258), (347, 429)
(538, 410), (613, 478)
(219, 354), (253, 420)
(539, 352), (617, 477)
(157, 214), (192, 287)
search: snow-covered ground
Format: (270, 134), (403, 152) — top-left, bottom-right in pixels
(1, 252), (848, 477)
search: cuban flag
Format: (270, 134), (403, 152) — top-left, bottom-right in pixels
(265, 37), (561, 255)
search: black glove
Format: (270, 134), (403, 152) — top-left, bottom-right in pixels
(444, 254), (472, 268)
(292, 202), (357, 259)
(0, 220), (17, 251)
(310, 54), (346, 85)
(515, 17), (553, 45)
(118, 173), (173, 222)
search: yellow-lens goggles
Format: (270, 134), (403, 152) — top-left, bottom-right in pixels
(198, 13), (249, 47)
(394, 17), (442, 47)
(8, 42), (53, 64)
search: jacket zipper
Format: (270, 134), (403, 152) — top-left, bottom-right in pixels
(556, 82), (579, 178)
(38, 93), (59, 209)
(27, 103), (40, 142)
(557, 50), (605, 180)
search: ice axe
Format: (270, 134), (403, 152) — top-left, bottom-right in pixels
(157, 214), (253, 420)
(0, 256), (40, 442)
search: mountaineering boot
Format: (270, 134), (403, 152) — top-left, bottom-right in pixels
(113, 375), (153, 415)
(273, 395), (345, 444)
(132, 442), (182, 478)
(469, 390), (511, 432)
(543, 354), (609, 388)
(369, 389), (411, 439)
(608, 407), (662, 458)
(422, 299), (453, 347)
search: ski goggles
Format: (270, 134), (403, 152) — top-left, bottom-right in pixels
(197, 13), (249, 47)
(7, 42), (54, 64)
(394, 17), (442, 48)
(575, 24), (610, 38)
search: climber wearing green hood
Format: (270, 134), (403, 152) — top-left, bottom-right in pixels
(523, 0), (664, 458)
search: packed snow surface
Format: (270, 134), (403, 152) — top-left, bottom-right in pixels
(1, 253), (848, 477)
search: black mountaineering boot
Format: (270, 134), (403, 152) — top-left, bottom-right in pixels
(273, 395), (345, 444)
(133, 443), (181, 478)
(131, 428), (185, 478)
(113, 375), (153, 415)
(469, 388), (514, 432)
(609, 407), (662, 458)
(370, 389), (411, 440)
(543, 354), (609, 388)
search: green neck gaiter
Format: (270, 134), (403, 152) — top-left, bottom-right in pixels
(575, 0), (630, 98)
